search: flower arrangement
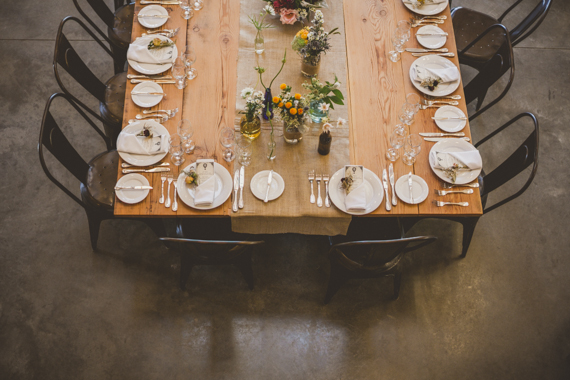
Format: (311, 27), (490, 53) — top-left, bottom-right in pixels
(273, 83), (309, 124)
(239, 87), (265, 120)
(291, 10), (339, 66)
(302, 75), (344, 110)
(262, 0), (327, 25)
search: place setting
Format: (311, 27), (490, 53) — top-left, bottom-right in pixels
(402, 0), (449, 16)
(328, 165), (384, 216)
(127, 34), (178, 75)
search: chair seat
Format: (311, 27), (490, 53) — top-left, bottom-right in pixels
(81, 150), (119, 211)
(452, 7), (507, 65)
(108, 3), (134, 49)
(99, 71), (127, 126)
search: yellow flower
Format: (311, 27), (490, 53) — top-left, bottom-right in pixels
(301, 30), (309, 40)
(280, 83), (287, 90)
(298, 108), (304, 115)
(294, 93), (301, 100)
(272, 96), (280, 104)
(278, 102), (284, 108)
(285, 102), (292, 109)
(290, 108), (298, 115)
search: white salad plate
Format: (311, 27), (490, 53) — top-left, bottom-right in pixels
(416, 25), (447, 49)
(127, 35), (178, 75)
(115, 173), (150, 204)
(176, 162), (233, 210)
(137, 5), (168, 28)
(117, 120), (170, 166)
(434, 105), (467, 132)
(395, 174), (429, 204)
(131, 81), (164, 108)
(429, 139), (482, 184)
(328, 167), (384, 216)
(403, 0), (449, 16)
(250, 170), (285, 202)
(410, 55), (460, 97)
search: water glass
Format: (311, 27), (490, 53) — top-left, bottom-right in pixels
(172, 58), (187, 89)
(169, 134), (186, 166)
(398, 106), (414, 126)
(236, 136), (252, 166)
(193, 0), (203, 10)
(404, 93), (421, 116)
(179, 0), (194, 19)
(389, 28), (407, 62)
(182, 45), (197, 80)
(386, 128), (407, 162)
(402, 134), (422, 166)
(177, 119), (195, 153)
(397, 20), (412, 41)
(219, 127), (236, 162)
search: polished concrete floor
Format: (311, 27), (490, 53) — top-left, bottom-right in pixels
(1, 0), (570, 379)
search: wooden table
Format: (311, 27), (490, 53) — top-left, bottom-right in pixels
(115, 0), (483, 222)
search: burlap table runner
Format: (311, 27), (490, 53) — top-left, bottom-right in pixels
(230, 0), (352, 235)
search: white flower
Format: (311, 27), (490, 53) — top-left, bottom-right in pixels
(314, 10), (323, 21)
(293, 100), (299, 107)
(298, 9), (308, 19)
(308, 32), (316, 41)
(241, 87), (254, 99)
(318, 103), (330, 112)
(337, 117), (347, 127)
(253, 91), (264, 99)
(263, 4), (275, 16)
(333, 82), (341, 89)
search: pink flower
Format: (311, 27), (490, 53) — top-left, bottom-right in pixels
(279, 8), (298, 25)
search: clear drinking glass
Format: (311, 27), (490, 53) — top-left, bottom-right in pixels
(398, 106), (414, 126)
(169, 133), (186, 166)
(179, 0), (194, 19)
(192, 0), (203, 10)
(397, 20), (412, 41)
(386, 128), (407, 162)
(236, 136), (252, 166)
(177, 119), (195, 153)
(182, 45), (197, 80)
(172, 58), (187, 89)
(404, 93), (421, 116)
(219, 127), (236, 162)
(402, 134), (422, 166)
(389, 28), (407, 62)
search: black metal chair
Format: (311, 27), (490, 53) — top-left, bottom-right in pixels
(160, 237), (265, 291)
(54, 16), (127, 147)
(39, 93), (165, 251)
(73, 0), (135, 74)
(404, 112), (539, 258)
(324, 236), (437, 304)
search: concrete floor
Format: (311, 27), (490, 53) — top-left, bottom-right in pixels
(1, 0), (570, 379)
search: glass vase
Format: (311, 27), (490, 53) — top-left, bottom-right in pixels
(301, 55), (321, 78)
(267, 138), (276, 160)
(255, 30), (264, 55)
(240, 115), (261, 140)
(283, 118), (307, 144)
(309, 100), (329, 123)
(262, 88), (274, 120)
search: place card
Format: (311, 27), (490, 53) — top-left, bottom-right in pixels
(344, 165), (363, 194)
(196, 159), (215, 186)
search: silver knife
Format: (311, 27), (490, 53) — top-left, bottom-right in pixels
(412, 52), (455, 58)
(114, 186), (153, 190)
(389, 163), (397, 207)
(122, 167), (170, 173)
(264, 170), (273, 203)
(408, 172), (414, 204)
(239, 166), (245, 209)
(130, 79), (176, 84)
(424, 137), (470, 142)
(127, 74), (172, 80)
(419, 132), (465, 137)
(141, 1), (180, 4)
(405, 48), (448, 53)
(232, 169), (239, 213)
(121, 162), (170, 168)
(382, 169), (391, 211)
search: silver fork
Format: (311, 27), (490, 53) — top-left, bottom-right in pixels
(443, 182), (479, 189)
(159, 173), (167, 204)
(165, 174), (174, 208)
(142, 107), (179, 117)
(136, 113), (170, 121)
(128, 116), (168, 124)
(435, 189), (474, 196)
(420, 104), (448, 110)
(323, 174), (330, 208)
(423, 100), (459, 106)
(316, 174), (323, 208)
(308, 171), (316, 204)
(436, 201), (469, 207)
(142, 27), (180, 38)
(425, 94), (462, 100)
(172, 183), (178, 211)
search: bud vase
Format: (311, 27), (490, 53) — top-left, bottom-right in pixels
(263, 88), (274, 120)
(240, 115), (261, 140)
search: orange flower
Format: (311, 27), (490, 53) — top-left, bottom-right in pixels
(290, 108), (298, 115)
(297, 108), (304, 115)
(278, 102), (284, 108)
(272, 96), (280, 104)
(285, 102), (292, 109)
(294, 93), (301, 100)
(280, 83), (287, 90)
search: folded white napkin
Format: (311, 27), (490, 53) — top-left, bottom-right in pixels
(430, 150), (482, 170)
(194, 174), (216, 206)
(412, 64), (460, 83)
(117, 132), (167, 155)
(127, 37), (175, 65)
(345, 184), (367, 211)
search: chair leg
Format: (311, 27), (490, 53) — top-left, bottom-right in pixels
(459, 217), (479, 258)
(110, 45), (127, 75)
(392, 272), (402, 300)
(180, 254), (193, 290)
(86, 211), (104, 251)
(234, 253), (255, 290)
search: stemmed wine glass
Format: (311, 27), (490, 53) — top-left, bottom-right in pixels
(169, 134), (186, 166)
(172, 58), (187, 89)
(386, 128), (407, 162)
(402, 134), (422, 166)
(219, 127), (236, 162)
(179, 0), (194, 20)
(236, 136), (252, 166)
(177, 119), (195, 153)
(389, 28), (407, 62)
(397, 20), (412, 41)
(182, 45), (197, 80)
(402, 93), (421, 117)
(398, 106), (414, 126)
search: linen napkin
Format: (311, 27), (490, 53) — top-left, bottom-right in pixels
(430, 150), (482, 170)
(194, 175), (216, 206)
(117, 132), (167, 155)
(412, 64), (460, 83)
(127, 37), (175, 65)
(344, 184), (367, 211)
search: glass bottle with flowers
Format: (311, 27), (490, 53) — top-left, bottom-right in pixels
(239, 88), (264, 140)
(291, 10), (339, 77)
(273, 83), (309, 144)
(302, 74), (344, 123)
(249, 6), (275, 55)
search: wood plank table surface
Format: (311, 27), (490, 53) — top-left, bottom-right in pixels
(115, 0), (483, 220)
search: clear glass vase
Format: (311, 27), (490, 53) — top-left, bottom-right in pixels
(309, 100), (329, 123)
(255, 30), (264, 55)
(283, 118), (307, 144)
(240, 115), (261, 140)
(301, 55), (321, 78)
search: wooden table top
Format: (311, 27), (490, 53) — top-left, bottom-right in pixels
(115, 0), (483, 219)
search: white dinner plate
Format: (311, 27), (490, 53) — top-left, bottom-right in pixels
(429, 139), (482, 184)
(176, 162), (233, 210)
(137, 5), (168, 28)
(416, 25), (447, 49)
(131, 81), (164, 108)
(403, 0), (449, 16)
(115, 173), (150, 204)
(434, 105), (466, 132)
(117, 120), (170, 166)
(127, 35), (178, 75)
(395, 174), (429, 204)
(250, 170), (285, 202)
(409, 55), (460, 97)
(329, 167), (384, 215)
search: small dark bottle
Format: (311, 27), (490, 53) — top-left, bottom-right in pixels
(318, 130), (332, 155)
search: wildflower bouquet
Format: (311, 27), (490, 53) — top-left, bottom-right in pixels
(302, 75), (344, 110)
(261, 0), (327, 25)
(240, 87), (265, 121)
(273, 83), (309, 124)
(291, 10), (339, 66)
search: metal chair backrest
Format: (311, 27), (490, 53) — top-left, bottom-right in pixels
(38, 93), (110, 209)
(475, 112), (539, 214)
(74, 0), (115, 29)
(329, 236), (437, 274)
(498, 0), (552, 47)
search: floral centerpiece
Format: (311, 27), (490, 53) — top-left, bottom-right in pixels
(262, 0), (327, 25)
(239, 87), (265, 140)
(291, 10), (339, 77)
(273, 83), (309, 144)
(302, 74), (344, 123)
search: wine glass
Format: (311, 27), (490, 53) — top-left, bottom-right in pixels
(386, 128), (407, 162)
(402, 134), (422, 166)
(177, 119), (195, 153)
(219, 127), (236, 162)
(182, 45), (197, 80)
(404, 93), (421, 116)
(172, 58), (187, 89)
(398, 106), (414, 126)
(192, 0), (203, 10)
(397, 20), (412, 41)
(179, 0), (194, 19)
(169, 134), (186, 166)
(236, 136), (252, 166)
(389, 28), (407, 62)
